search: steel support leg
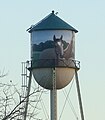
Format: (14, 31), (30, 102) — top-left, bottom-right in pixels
(24, 70), (32, 120)
(75, 69), (85, 120)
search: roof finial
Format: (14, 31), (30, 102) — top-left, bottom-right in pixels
(52, 10), (54, 14)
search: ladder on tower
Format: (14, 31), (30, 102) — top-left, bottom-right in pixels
(21, 61), (29, 96)
(19, 61), (30, 120)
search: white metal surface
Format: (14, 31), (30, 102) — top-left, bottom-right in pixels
(32, 67), (75, 89)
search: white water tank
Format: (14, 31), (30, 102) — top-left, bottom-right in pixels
(28, 11), (78, 89)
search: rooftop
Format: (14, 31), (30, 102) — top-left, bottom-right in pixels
(28, 11), (78, 33)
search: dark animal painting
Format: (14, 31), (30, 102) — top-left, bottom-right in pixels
(37, 34), (75, 67)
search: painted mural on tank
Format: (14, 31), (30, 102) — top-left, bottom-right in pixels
(31, 31), (75, 68)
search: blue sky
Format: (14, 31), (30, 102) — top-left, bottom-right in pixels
(0, 0), (105, 120)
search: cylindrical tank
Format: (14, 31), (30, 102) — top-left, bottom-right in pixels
(28, 11), (78, 90)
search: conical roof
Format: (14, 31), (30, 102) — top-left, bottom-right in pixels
(28, 11), (78, 33)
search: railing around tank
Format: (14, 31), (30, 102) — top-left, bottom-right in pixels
(27, 59), (80, 70)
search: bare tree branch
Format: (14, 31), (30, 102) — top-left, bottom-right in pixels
(2, 90), (38, 120)
(0, 69), (8, 78)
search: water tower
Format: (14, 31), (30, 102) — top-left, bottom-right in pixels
(25, 11), (84, 120)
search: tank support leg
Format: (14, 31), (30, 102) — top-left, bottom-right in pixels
(75, 69), (85, 120)
(24, 69), (32, 120)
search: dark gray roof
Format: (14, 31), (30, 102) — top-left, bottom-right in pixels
(28, 11), (78, 33)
